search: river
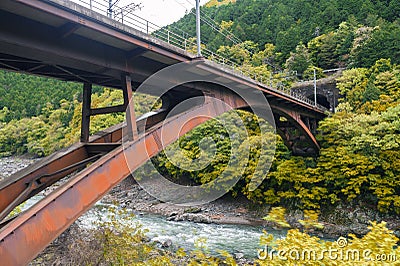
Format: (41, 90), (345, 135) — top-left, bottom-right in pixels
(4, 156), (287, 259)
(21, 194), (286, 259)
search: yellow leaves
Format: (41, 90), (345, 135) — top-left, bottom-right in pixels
(257, 220), (400, 266)
(262, 189), (280, 205)
(336, 67), (369, 96)
(336, 60), (399, 113)
(176, 248), (186, 258)
(204, 0), (235, 8)
(219, 20), (234, 31)
(263, 207), (291, 228)
(316, 103), (400, 213)
(299, 210), (324, 231)
(218, 250), (237, 266)
(260, 230), (275, 246)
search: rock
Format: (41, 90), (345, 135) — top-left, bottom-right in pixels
(126, 192), (135, 198)
(175, 213), (212, 224)
(166, 216), (175, 221)
(236, 207), (248, 214)
(234, 252), (244, 259)
(168, 211), (179, 217)
(184, 207), (202, 214)
(161, 239), (172, 248)
(349, 223), (369, 235)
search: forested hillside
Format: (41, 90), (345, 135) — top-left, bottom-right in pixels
(171, 0), (399, 70)
(0, 0), (399, 216)
(0, 72), (81, 122)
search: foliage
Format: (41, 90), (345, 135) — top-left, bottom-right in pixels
(303, 66), (325, 80)
(172, 60), (400, 213)
(258, 209), (400, 265)
(171, 0), (399, 66)
(262, 207), (290, 228)
(154, 110), (270, 196)
(285, 43), (312, 77)
(349, 20), (400, 68)
(93, 207), (176, 265)
(217, 40), (257, 65)
(205, 0), (236, 8)
(0, 70), (81, 122)
(0, 100), (74, 157)
(317, 105), (400, 213)
(336, 59), (399, 112)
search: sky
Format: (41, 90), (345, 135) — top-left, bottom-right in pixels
(78, 0), (209, 27)
(134, 0), (207, 27)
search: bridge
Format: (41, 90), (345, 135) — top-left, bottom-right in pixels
(0, 0), (327, 264)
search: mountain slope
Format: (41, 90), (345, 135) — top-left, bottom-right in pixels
(171, 0), (400, 64)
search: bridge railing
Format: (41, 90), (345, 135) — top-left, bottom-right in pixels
(68, 0), (327, 111)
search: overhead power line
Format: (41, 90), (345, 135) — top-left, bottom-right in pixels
(176, 0), (243, 45)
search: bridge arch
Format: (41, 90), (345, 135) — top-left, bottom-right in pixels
(0, 77), (324, 263)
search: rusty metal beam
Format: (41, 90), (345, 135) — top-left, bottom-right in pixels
(0, 106), (171, 226)
(81, 83), (92, 143)
(122, 75), (138, 141)
(196, 62), (326, 115)
(126, 47), (146, 60)
(0, 123), (125, 222)
(57, 22), (80, 39)
(272, 105), (320, 155)
(90, 105), (126, 116)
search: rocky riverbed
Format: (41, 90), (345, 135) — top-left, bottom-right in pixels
(103, 176), (400, 239)
(0, 155), (39, 182)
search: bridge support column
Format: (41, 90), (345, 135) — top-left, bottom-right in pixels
(122, 75), (138, 141)
(81, 83), (92, 143)
(79, 76), (138, 143)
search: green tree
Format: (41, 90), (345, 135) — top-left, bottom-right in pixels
(285, 43), (312, 77)
(350, 21), (400, 67)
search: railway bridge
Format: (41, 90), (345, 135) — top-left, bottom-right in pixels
(0, 0), (327, 264)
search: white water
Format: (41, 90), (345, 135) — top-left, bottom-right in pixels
(78, 202), (287, 258)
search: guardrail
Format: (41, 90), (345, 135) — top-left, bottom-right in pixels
(67, 0), (327, 111)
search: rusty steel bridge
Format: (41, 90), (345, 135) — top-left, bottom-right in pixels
(0, 0), (327, 264)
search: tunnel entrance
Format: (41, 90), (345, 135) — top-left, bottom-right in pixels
(307, 94), (331, 110)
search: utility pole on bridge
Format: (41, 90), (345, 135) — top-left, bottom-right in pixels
(108, 0), (142, 19)
(196, 0), (201, 57)
(108, 0), (116, 18)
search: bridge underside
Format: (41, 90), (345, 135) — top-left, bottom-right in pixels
(0, 79), (321, 263)
(0, 0), (326, 263)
